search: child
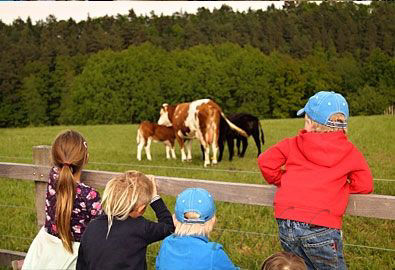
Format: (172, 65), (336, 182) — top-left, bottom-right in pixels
(261, 251), (306, 270)
(155, 188), (239, 270)
(258, 91), (373, 270)
(76, 170), (174, 270)
(22, 130), (102, 270)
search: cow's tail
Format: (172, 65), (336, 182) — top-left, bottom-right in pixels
(220, 112), (248, 137)
(258, 120), (265, 145)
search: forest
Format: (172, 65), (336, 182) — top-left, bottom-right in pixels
(0, 1), (394, 127)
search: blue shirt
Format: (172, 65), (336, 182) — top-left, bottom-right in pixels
(156, 235), (239, 270)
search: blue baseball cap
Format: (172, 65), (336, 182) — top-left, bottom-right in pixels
(175, 188), (216, 224)
(297, 91), (349, 128)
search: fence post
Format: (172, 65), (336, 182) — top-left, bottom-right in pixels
(33, 146), (51, 230)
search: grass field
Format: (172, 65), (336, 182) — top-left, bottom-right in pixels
(0, 115), (394, 269)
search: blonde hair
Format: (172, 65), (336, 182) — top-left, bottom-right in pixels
(174, 212), (216, 237)
(261, 252), (307, 270)
(51, 130), (88, 253)
(306, 113), (348, 134)
(101, 170), (154, 238)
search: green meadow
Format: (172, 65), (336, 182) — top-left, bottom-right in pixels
(0, 115), (394, 269)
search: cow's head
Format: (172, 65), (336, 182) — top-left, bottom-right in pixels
(158, 104), (172, 127)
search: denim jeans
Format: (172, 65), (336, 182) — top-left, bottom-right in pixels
(277, 219), (347, 270)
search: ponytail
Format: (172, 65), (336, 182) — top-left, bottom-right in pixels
(55, 164), (76, 253)
(51, 130), (89, 253)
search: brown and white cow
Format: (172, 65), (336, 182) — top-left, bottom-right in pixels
(158, 99), (247, 167)
(136, 121), (176, 161)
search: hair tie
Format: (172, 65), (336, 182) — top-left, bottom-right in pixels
(63, 163), (72, 167)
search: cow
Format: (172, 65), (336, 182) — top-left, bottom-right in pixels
(218, 113), (265, 161)
(158, 99), (248, 167)
(136, 121), (176, 161)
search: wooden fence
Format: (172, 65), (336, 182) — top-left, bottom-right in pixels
(0, 145), (394, 267)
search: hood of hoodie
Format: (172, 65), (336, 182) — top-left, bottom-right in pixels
(296, 130), (353, 167)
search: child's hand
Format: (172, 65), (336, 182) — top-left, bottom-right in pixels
(147, 175), (158, 198)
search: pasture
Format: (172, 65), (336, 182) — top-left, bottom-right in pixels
(0, 115), (394, 269)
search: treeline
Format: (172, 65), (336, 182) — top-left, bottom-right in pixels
(17, 43), (395, 125)
(0, 2), (394, 127)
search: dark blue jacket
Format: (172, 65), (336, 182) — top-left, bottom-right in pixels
(156, 235), (239, 270)
(77, 198), (174, 270)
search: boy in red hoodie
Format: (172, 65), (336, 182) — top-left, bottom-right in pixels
(258, 91), (373, 270)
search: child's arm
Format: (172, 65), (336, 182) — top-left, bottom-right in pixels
(348, 148), (374, 194)
(144, 176), (175, 244)
(144, 198), (175, 244)
(257, 139), (289, 187)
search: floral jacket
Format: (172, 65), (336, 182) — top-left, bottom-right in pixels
(44, 167), (102, 242)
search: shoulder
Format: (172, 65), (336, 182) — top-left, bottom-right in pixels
(207, 241), (224, 251)
(278, 137), (293, 146)
(48, 166), (59, 183)
(78, 183), (100, 200)
(348, 142), (369, 161)
(76, 184), (102, 215)
(161, 234), (175, 244)
(82, 215), (105, 236)
(262, 137), (292, 155)
(273, 136), (294, 148)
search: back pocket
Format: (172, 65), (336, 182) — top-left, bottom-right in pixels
(302, 238), (338, 270)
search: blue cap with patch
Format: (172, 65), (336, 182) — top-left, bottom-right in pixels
(297, 91), (349, 128)
(175, 188), (216, 224)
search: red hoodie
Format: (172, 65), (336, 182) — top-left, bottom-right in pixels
(258, 130), (373, 229)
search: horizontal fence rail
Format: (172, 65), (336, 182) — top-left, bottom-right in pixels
(1, 155), (394, 182)
(0, 162), (394, 220)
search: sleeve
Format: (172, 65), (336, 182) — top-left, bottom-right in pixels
(348, 148), (374, 194)
(257, 139), (290, 187)
(85, 188), (102, 221)
(143, 198), (175, 244)
(213, 244), (240, 270)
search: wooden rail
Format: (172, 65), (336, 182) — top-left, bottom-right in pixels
(0, 145), (395, 267)
(0, 146), (394, 221)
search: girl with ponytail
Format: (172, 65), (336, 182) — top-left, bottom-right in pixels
(22, 130), (102, 270)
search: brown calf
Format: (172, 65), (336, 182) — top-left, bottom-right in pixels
(136, 121), (176, 161)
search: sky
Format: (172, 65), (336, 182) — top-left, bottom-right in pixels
(0, 1), (285, 25)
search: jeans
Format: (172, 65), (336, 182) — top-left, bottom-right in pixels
(277, 219), (347, 270)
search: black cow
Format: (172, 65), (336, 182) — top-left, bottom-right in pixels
(201, 113), (265, 162)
